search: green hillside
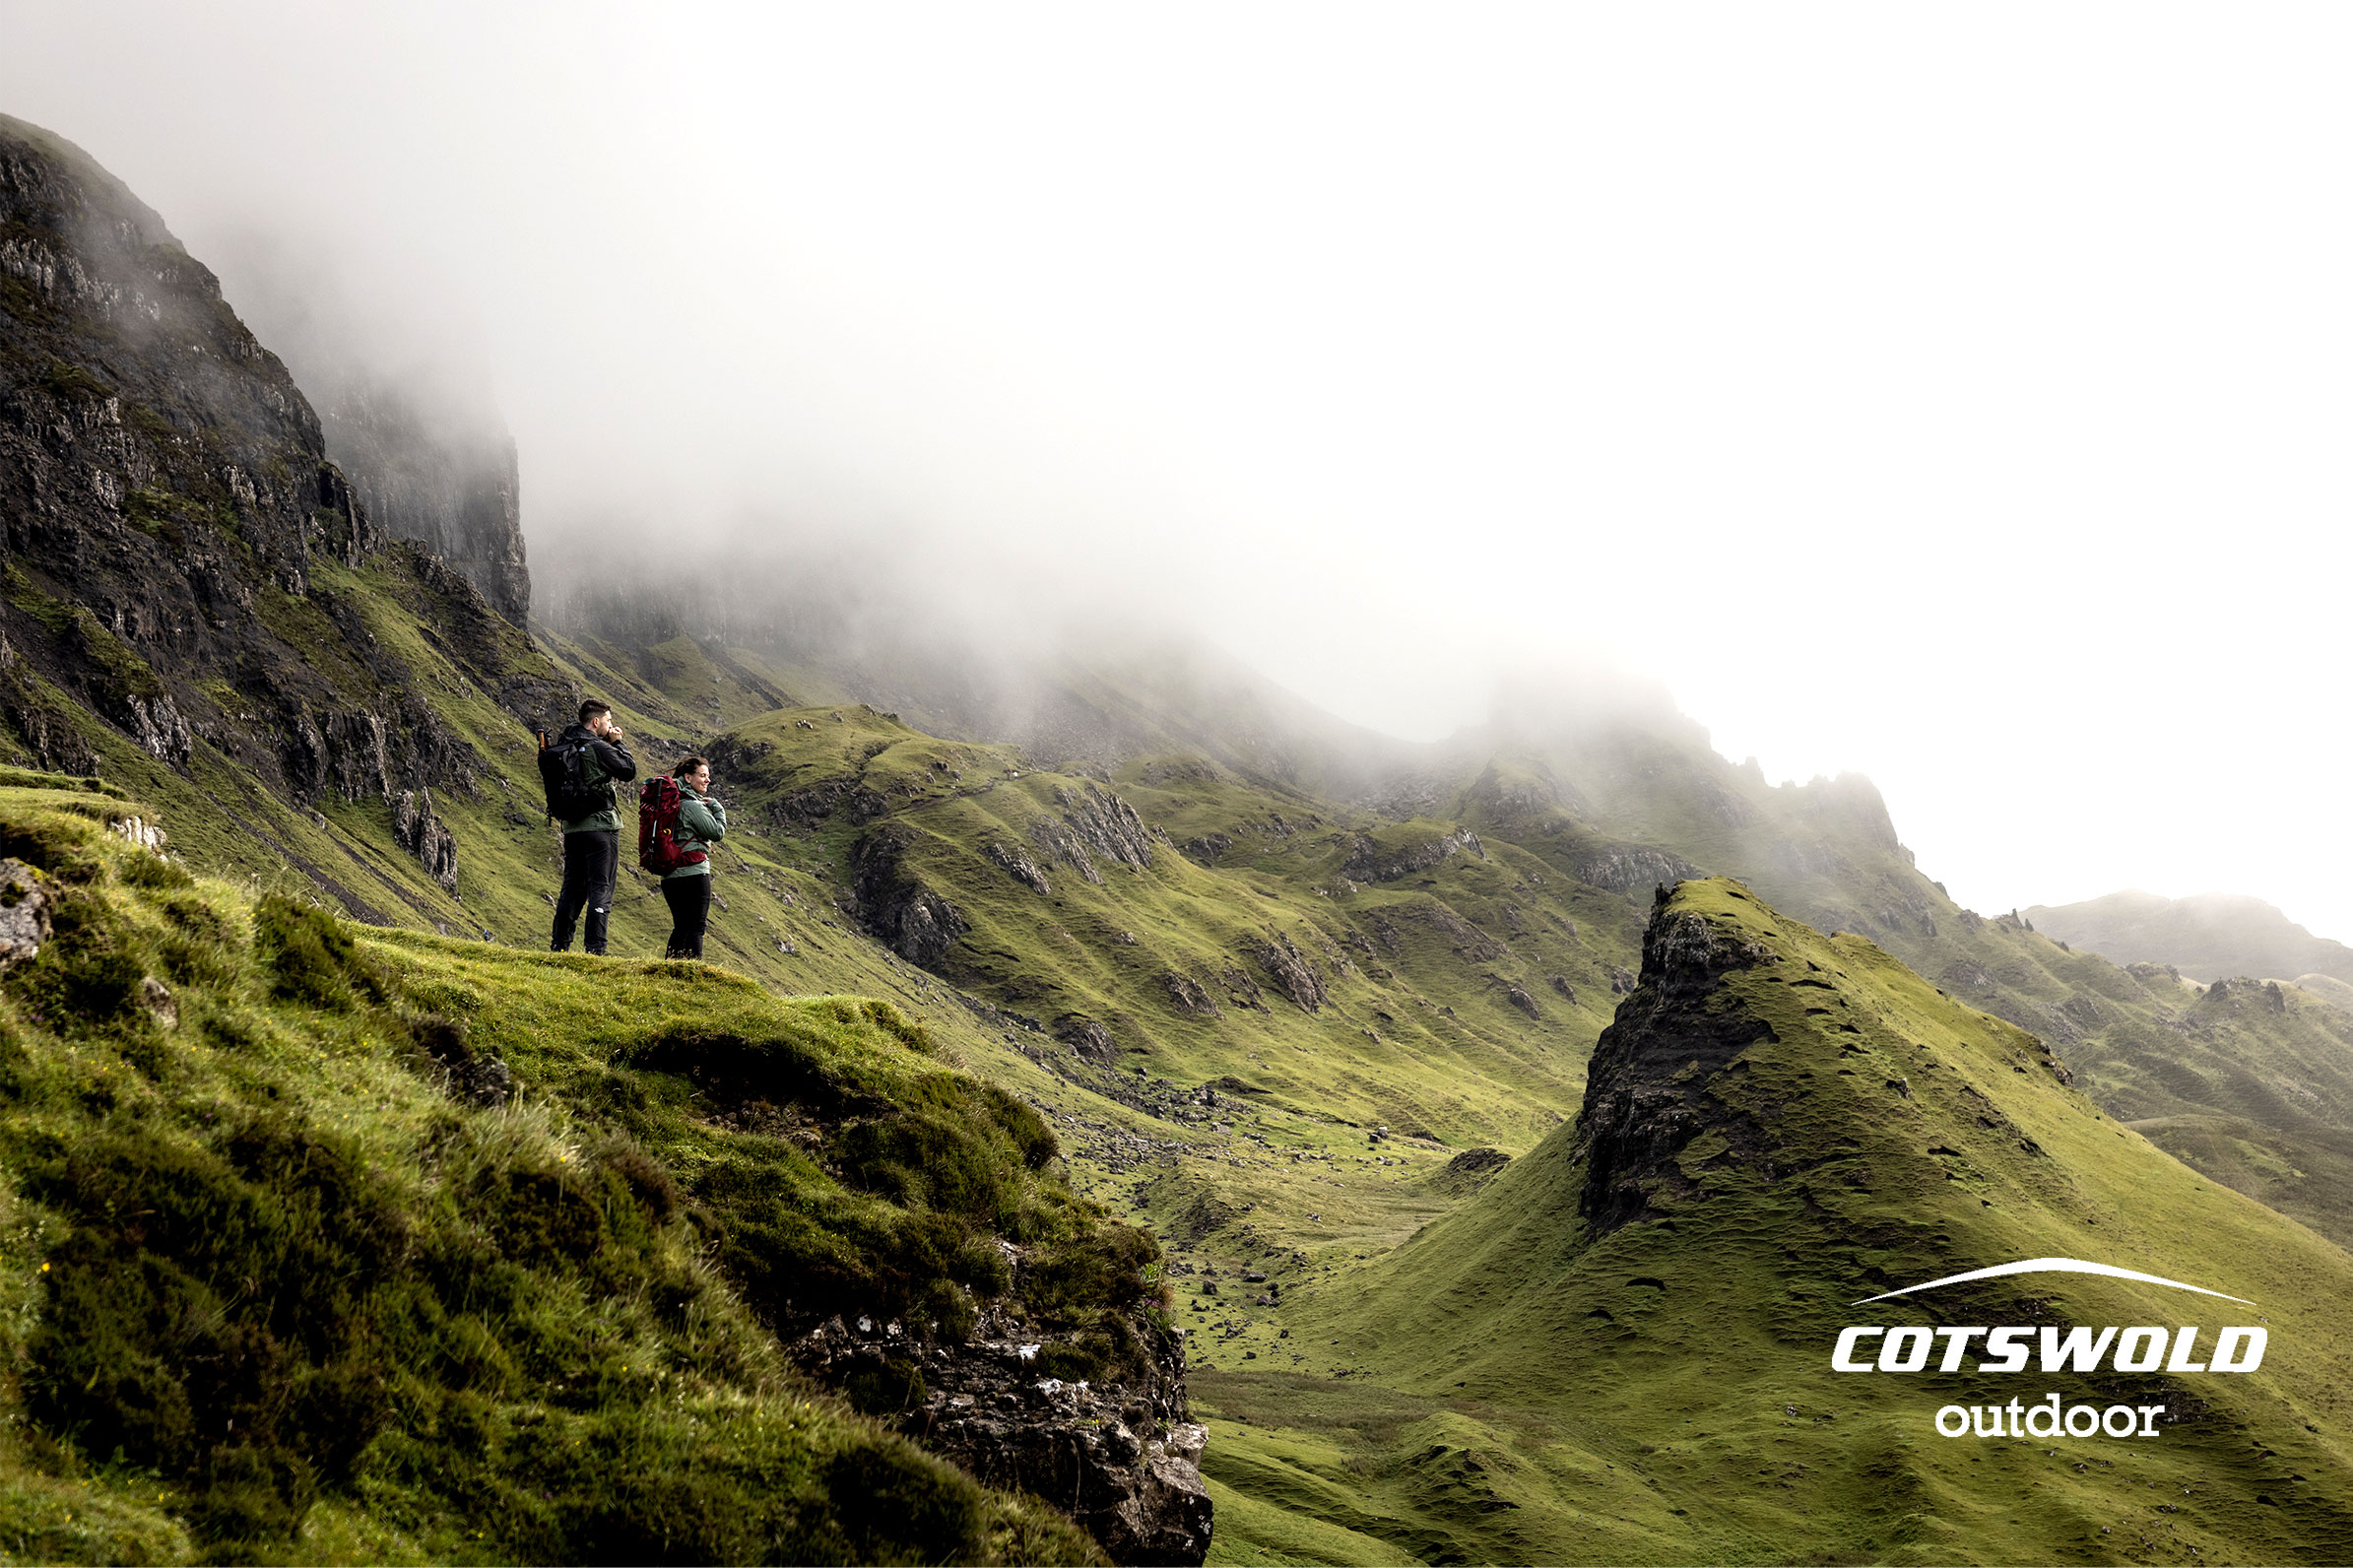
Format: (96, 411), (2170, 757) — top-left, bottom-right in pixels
(699, 703), (1653, 1146)
(0, 780), (1137, 1563)
(1201, 880), (2353, 1564)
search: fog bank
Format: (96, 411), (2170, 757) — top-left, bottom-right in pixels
(9, 4), (2353, 934)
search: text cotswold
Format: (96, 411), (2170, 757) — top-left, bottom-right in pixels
(1830, 1325), (2267, 1374)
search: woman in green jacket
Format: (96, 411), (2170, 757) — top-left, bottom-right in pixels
(663, 755), (727, 959)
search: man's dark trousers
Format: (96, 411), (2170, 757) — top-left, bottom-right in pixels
(662, 876), (710, 959)
(553, 829), (621, 954)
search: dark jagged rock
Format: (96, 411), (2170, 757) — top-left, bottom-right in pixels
(1055, 1015), (1117, 1063)
(0, 857), (49, 965)
(791, 1309), (1209, 1566)
(1179, 831), (1232, 867)
(768, 774), (889, 831)
(1032, 785), (1155, 883)
(1428, 1144), (1511, 1197)
(853, 822), (967, 967)
(1252, 931), (1327, 1012)
(1163, 972), (1221, 1018)
(1571, 843), (1705, 896)
(0, 643), (95, 774)
(392, 787), (458, 891)
(1341, 826), (1483, 883)
(2197, 975), (2290, 1018)
(1573, 895), (1779, 1238)
(984, 838), (1053, 894)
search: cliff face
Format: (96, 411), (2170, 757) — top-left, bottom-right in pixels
(0, 113), (573, 901)
(1571, 887), (1780, 1237)
(313, 376), (532, 623)
(0, 119), (370, 598)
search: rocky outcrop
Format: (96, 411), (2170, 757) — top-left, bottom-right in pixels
(1178, 832), (1232, 867)
(1466, 761), (1585, 830)
(114, 690), (192, 766)
(790, 1309), (1210, 1565)
(2196, 975), (2290, 1020)
(1031, 785), (1155, 884)
(1417, 900), (1504, 962)
(984, 839), (1052, 895)
(1428, 1144), (1511, 1197)
(767, 775), (889, 831)
(1252, 931), (1327, 1012)
(0, 649), (96, 774)
(1341, 826), (1483, 883)
(0, 857), (49, 965)
(2, 115), (378, 594)
(392, 787), (458, 891)
(311, 379), (531, 623)
(108, 814), (166, 854)
(1496, 979), (1542, 1018)
(1055, 1015), (1117, 1063)
(1573, 895), (1779, 1238)
(853, 823), (967, 967)
(283, 709), (392, 805)
(1796, 771), (1905, 854)
(1571, 843), (1705, 896)
(1163, 972), (1221, 1018)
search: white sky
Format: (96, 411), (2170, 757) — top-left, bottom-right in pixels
(7, 4), (2353, 935)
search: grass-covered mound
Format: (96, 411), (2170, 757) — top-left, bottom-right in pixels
(1205, 880), (2353, 1564)
(0, 777), (1131, 1564)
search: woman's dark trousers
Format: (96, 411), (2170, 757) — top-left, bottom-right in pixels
(663, 876), (711, 959)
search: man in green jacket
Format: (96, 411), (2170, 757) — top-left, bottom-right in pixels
(551, 699), (637, 955)
(663, 754), (727, 959)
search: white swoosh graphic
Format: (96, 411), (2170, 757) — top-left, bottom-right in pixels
(1853, 1257), (2254, 1306)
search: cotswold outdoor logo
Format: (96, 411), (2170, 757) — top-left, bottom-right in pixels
(1830, 1258), (2266, 1440)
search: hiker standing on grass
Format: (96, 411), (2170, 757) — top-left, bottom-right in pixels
(544, 699), (637, 955)
(657, 755), (726, 959)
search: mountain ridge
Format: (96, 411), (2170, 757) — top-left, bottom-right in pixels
(2029, 888), (2353, 990)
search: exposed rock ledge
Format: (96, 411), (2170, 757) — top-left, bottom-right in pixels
(790, 1309), (1211, 1565)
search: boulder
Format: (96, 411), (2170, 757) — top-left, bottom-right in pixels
(0, 859), (50, 965)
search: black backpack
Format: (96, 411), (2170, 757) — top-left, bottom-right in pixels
(537, 733), (610, 821)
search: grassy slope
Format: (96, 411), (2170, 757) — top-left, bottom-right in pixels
(711, 705), (1641, 1145)
(0, 781), (1125, 1565)
(1201, 880), (2353, 1565)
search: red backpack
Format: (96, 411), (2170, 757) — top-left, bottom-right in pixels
(637, 775), (709, 876)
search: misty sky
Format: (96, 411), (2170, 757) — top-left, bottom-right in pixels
(8, 5), (2353, 938)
